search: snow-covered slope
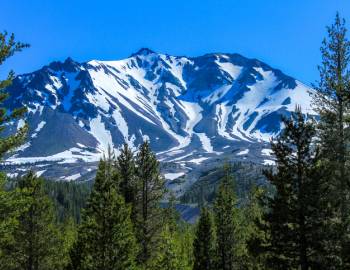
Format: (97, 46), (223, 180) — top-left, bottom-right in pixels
(2, 49), (315, 184)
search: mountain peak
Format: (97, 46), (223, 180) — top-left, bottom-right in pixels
(131, 48), (156, 57)
(46, 57), (80, 72)
(64, 57), (76, 64)
(4, 49), (315, 183)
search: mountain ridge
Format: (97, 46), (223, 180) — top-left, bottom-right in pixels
(2, 49), (315, 193)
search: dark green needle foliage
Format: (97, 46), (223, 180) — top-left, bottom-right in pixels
(312, 13), (350, 269)
(0, 31), (29, 158)
(134, 141), (166, 265)
(193, 207), (216, 270)
(213, 164), (239, 270)
(68, 154), (138, 270)
(261, 108), (326, 269)
(2, 172), (64, 270)
(117, 143), (138, 223)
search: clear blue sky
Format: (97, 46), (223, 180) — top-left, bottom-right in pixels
(1, 0), (349, 85)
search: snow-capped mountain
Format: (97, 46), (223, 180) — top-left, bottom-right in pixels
(2, 48), (314, 185)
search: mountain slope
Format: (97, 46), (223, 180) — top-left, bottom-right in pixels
(2, 49), (315, 188)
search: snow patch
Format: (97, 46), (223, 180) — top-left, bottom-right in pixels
(197, 133), (213, 153)
(261, 148), (273, 156)
(164, 172), (185, 180)
(89, 115), (114, 153)
(236, 149), (249, 156)
(65, 173), (81, 181)
(36, 170), (46, 177)
(263, 159), (275, 165)
(188, 157), (209, 164)
(31, 121), (46, 138)
(7, 172), (18, 178)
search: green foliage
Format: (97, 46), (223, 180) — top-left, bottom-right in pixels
(180, 162), (266, 205)
(1, 172), (65, 270)
(6, 15), (350, 268)
(312, 13), (350, 268)
(69, 156), (138, 270)
(257, 108), (327, 269)
(244, 187), (270, 269)
(193, 207), (216, 270)
(149, 225), (182, 270)
(160, 198), (194, 270)
(44, 180), (91, 223)
(0, 31), (29, 159)
(163, 192), (181, 233)
(177, 223), (194, 270)
(117, 143), (136, 205)
(0, 173), (25, 269)
(213, 164), (240, 270)
(134, 141), (166, 264)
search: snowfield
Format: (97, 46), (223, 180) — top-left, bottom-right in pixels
(3, 49), (315, 181)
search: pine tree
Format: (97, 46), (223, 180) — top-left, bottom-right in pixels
(65, 233), (85, 270)
(312, 13), (350, 268)
(261, 108), (325, 269)
(0, 173), (24, 270)
(213, 163), (239, 270)
(4, 172), (65, 270)
(117, 143), (136, 202)
(61, 218), (78, 269)
(245, 186), (270, 270)
(70, 156), (138, 270)
(178, 223), (194, 270)
(150, 225), (182, 270)
(116, 143), (137, 223)
(193, 207), (216, 270)
(0, 31), (29, 158)
(134, 141), (166, 264)
(0, 32), (29, 269)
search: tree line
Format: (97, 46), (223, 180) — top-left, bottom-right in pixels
(1, 13), (350, 270)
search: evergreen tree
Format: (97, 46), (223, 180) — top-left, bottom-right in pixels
(150, 225), (182, 270)
(117, 143), (136, 203)
(0, 31), (29, 158)
(193, 207), (216, 270)
(70, 156), (138, 270)
(213, 163), (239, 270)
(134, 141), (166, 264)
(116, 143), (138, 224)
(178, 223), (194, 270)
(262, 108), (324, 269)
(312, 13), (350, 268)
(245, 186), (270, 270)
(0, 32), (30, 269)
(65, 232), (85, 270)
(4, 172), (65, 270)
(0, 173), (25, 270)
(44, 180), (91, 223)
(60, 218), (78, 269)
(160, 196), (194, 270)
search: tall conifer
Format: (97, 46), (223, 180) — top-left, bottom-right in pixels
(193, 207), (216, 270)
(6, 172), (64, 270)
(70, 155), (138, 270)
(312, 13), (350, 268)
(150, 225), (182, 270)
(0, 31), (29, 158)
(214, 164), (238, 270)
(117, 143), (137, 222)
(262, 108), (324, 269)
(134, 141), (166, 264)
